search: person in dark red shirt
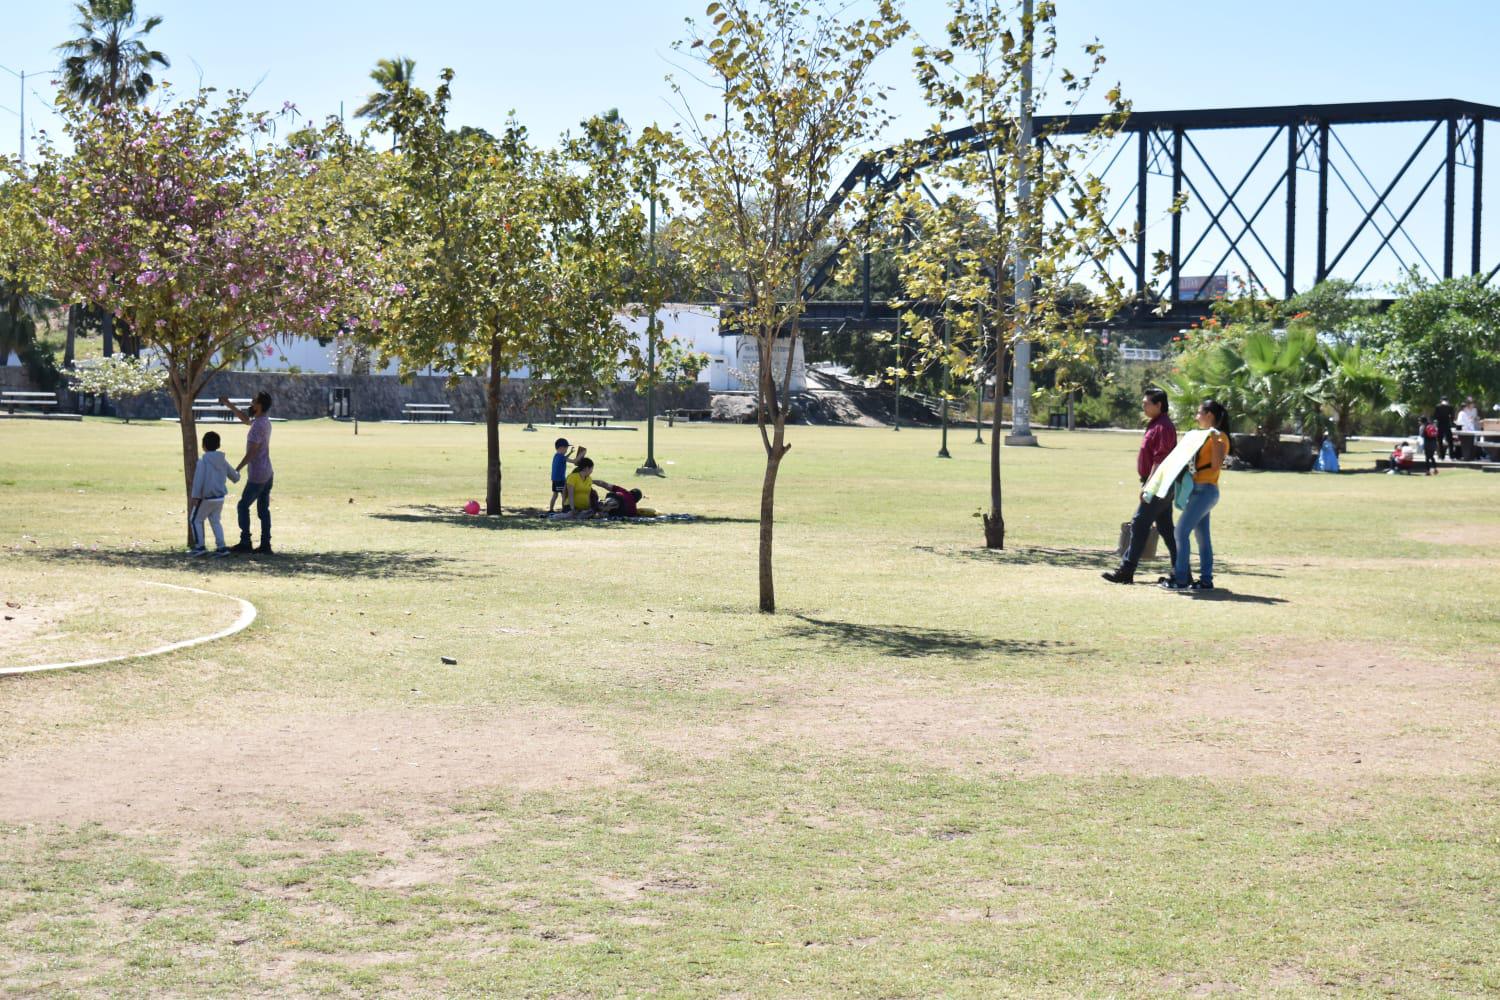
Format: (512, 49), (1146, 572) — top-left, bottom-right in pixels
(596, 481), (643, 517)
(1103, 388), (1179, 584)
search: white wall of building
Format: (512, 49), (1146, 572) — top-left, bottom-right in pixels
(208, 304), (744, 386)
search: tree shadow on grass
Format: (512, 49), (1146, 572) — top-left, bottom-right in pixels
(29, 546), (456, 580)
(786, 615), (1072, 661)
(370, 504), (755, 531)
(913, 544), (1283, 579)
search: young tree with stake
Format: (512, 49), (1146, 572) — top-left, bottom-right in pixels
(895, 0), (1154, 548)
(670, 0), (908, 611)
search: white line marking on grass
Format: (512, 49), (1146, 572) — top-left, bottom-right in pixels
(0, 582), (256, 677)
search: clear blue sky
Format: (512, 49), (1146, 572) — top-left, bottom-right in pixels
(3, 0), (1497, 289)
(4, 0), (1497, 159)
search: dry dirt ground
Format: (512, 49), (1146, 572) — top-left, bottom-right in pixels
(0, 706), (625, 833)
(2, 640), (1495, 838)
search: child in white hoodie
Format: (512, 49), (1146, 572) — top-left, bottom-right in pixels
(189, 431), (241, 557)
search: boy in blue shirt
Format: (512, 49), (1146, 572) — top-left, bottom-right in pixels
(549, 440), (576, 512)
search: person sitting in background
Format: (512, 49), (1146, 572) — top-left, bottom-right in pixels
(552, 457), (599, 519)
(1388, 439), (1418, 474)
(596, 482), (643, 517)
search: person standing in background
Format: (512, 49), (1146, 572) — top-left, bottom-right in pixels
(223, 391), (275, 555)
(1103, 388), (1179, 585)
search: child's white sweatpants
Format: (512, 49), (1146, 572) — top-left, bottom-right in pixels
(192, 497), (226, 549)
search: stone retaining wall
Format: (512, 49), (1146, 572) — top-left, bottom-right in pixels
(101, 372), (709, 423)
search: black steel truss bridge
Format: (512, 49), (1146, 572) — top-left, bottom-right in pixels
(793, 98), (1500, 335)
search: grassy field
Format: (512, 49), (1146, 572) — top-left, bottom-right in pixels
(1, 416), (1497, 998)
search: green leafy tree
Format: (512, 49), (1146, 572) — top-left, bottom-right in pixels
(363, 70), (650, 515)
(354, 56), (417, 150)
(893, 0), (1142, 549)
(57, 0), (170, 108)
(17, 88), (385, 527)
(1370, 273), (1500, 408)
(668, 0), (908, 612)
(1280, 279), (1375, 343)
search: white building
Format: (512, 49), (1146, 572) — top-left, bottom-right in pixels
(202, 303), (805, 392)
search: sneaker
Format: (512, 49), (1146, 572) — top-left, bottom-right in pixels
(230, 539), (254, 554)
(1191, 579), (1215, 591)
(1158, 578), (1190, 591)
(1101, 569), (1134, 585)
(211, 548), (231, 558)
(255, 541), (273, 555)
(188, 547), (207, 557)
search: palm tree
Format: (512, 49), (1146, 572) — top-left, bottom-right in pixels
(1316, 342), (1402, 452)
(0, 278), (58, 380)
(354, 56), (417, 150)
(56, 0), (170, 108)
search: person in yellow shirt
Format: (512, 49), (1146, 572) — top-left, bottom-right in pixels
(560, 457), (599, 519)
(1163, 399), (1231, 592)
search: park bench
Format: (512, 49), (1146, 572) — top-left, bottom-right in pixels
(192, 397), (252, 422)
(665, 407), (712, 423)
(556, 407), (614, 428)
(1, 390), (59, 415)
(403, 402), (454, 423)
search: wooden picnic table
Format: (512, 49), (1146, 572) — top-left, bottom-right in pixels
(556, 407), (614, 427)
(1, 390), (59, 414)
(192, 397), (252, 422)
(1, 386), (58, 410)
(403, 402), (455, 423)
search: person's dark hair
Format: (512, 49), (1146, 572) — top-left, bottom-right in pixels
(554, 437), (569, 449)
(578, 457), (594, 470)
(202, 431), (221, 451)
(1199, 398), (1230, 435)
(629, 488), (642, 500)
(254, 390), (273, 414)
(1143, 387), (1168, 410)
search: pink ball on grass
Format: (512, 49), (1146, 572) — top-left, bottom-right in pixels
(463, 500), (480, 516)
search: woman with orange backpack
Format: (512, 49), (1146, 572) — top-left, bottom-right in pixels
(1162, 399), (1231, 592)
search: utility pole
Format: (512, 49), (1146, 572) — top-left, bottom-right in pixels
(637, 169), (664, 477)
(1005, 0), (1039, 447)
(973, 333), (985, 444)
(1, 65), (42, 164)
(937, 314), (952, 458)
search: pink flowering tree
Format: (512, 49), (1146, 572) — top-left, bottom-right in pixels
(18, 87), (386, 518)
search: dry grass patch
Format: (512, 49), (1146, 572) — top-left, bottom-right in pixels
(0, 706), (628, 832)
(664, 642), (1499, 783)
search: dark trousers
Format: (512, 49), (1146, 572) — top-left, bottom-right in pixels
(238, 476), (273, 543)
(1118, 493), (1178, 576)
(1423, 440), (1437, 473)
(1437, 423), (1453, 460)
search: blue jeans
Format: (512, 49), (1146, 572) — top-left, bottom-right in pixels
(238, 476), (273, 544)
(1173, 482), (1219, 586)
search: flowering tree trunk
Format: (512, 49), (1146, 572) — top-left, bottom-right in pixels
(166, 365), (204, 547)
